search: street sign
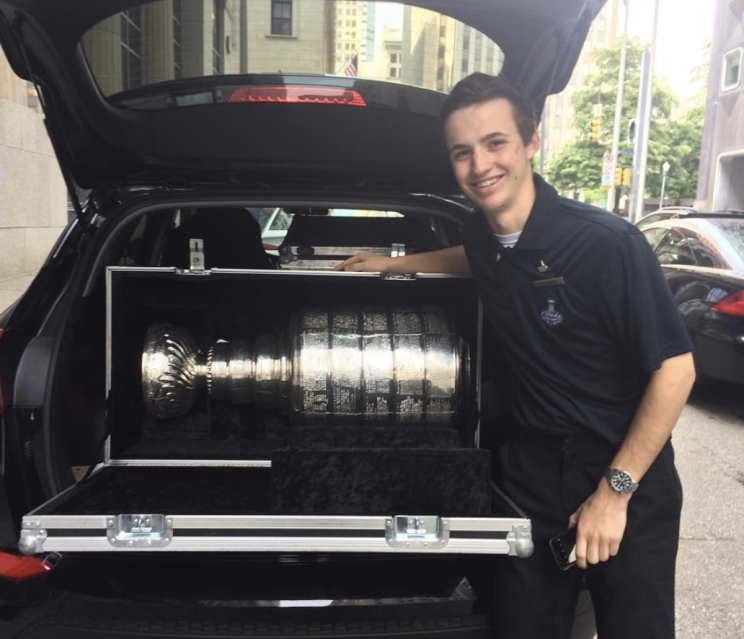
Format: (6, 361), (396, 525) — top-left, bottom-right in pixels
(602, 153), (614, 173)
(621, 150), (634, 156)
(601, 173), (613, 187)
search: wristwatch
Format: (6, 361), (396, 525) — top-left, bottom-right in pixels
(603, 467), (639, 494)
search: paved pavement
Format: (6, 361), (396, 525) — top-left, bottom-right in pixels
(674, 383), (744, 639)
(0, 273), (35, 315)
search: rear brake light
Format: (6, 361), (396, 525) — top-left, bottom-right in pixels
(263, 244), (279, 252)
(711, 290), (744, 317)
(229, 86), (367, 107)
(0, 552), (55, 581)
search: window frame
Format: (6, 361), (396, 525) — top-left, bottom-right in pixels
(271, 0), (293, 37)
(722, 48), (742, 93)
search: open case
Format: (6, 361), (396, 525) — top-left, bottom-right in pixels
(19, 266), (533, 558)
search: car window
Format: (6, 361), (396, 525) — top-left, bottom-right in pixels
(654, 230), (696, 266)
(80, 0), (505, 102)
(269, 210), (294, 231)
(641, 227), (669, 250)
(248, 207), (275, 231)
(708, 218), (744, 262)
(677, 228), (727, 269)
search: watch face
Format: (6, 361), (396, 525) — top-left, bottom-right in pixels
(610, 470), (635, 493)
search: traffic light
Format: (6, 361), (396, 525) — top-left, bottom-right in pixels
(622, 168), (632, 187)
(614, 168), (622, 186)
(590, 117), (602, 143)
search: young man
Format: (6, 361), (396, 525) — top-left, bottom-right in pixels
(336, 73), (695, 639)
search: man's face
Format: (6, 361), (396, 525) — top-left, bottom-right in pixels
(444, 98), (539, 217)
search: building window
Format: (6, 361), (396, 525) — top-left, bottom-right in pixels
(390, 53), (399, 64)
(461, 31), (471, 74)
(212, 0), (225, 74)
(173, 0), (183, 79)
(723, 49), (742, 92)
(390, 68), (398, 78)
(271, 0), (292, 36)
(120, 8), (143, 90)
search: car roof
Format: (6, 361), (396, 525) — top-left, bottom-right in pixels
(0, 0), (607, 194)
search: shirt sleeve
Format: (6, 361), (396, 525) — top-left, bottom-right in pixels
(598, 230), (693, 373)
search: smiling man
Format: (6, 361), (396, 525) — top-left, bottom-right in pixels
(336, 73), (695, 639)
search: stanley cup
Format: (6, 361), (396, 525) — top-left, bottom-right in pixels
(142, 307), (467, 426)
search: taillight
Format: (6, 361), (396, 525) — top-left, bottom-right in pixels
(711, 290), (744, 317)
(263, 244), (279, 252)
(229, 86), (367, 107)
(0, 552), (55, 581)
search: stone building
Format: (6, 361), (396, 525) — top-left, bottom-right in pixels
(400, 7), (504, 94)
(696, 0), (744, 210)
(541, 0), (622, 162)
(0, 49), (68, 295)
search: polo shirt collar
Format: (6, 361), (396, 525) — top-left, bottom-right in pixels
(510, 173), (558, 252)
(471, 172), (559, 253)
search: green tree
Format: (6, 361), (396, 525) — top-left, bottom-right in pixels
(545, 40), (704, 204)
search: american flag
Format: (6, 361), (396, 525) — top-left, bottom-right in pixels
(343, 54), (358, 77)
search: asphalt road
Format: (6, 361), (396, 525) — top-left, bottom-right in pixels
(674, 382), (744, 639)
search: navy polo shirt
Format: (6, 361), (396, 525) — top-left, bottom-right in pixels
(462, 174), (693, 445)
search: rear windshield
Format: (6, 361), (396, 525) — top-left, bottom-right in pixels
(81, 0), (504, 102)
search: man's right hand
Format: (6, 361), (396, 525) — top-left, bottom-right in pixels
(334, 253), (398, 273)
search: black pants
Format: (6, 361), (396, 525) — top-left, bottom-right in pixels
(492, 432), (683, 639)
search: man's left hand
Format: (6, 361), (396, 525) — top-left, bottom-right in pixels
(568, 480), (630, 569)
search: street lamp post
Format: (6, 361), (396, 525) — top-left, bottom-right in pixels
(660, 161), (670, 208)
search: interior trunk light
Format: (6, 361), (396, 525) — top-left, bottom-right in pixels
(711, 290), (744, 317)
(0, 552), (55, 580)
(229, 86), (367, 107)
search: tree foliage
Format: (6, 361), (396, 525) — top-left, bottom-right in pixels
(545, 40), (705, 204)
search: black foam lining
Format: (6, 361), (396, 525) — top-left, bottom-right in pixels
(273, 448), (491, 516)
(41, 448), (491, 517)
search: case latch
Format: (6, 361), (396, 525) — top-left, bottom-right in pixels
(189, 238), (205, 272)
(107, 515), (173, 548)
(385, 515), (449, 549)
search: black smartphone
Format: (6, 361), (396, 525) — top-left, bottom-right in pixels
(549, 528), (578, 571)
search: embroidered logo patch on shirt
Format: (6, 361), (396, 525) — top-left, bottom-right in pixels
(541, 298), (564, 327)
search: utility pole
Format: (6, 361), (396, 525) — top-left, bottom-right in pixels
(631, 0), (661, 223)
(539, 102), (547, 175)
(606, 0), (630, 214)
(629, 51), (650, 224)
(660, 161), (670, 207)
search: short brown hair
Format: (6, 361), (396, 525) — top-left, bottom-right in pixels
(441, 73), (538, 145)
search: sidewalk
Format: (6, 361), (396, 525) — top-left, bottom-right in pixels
(0, 272), (36, 315)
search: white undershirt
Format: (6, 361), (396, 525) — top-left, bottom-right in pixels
(493, 231), (522, 250)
